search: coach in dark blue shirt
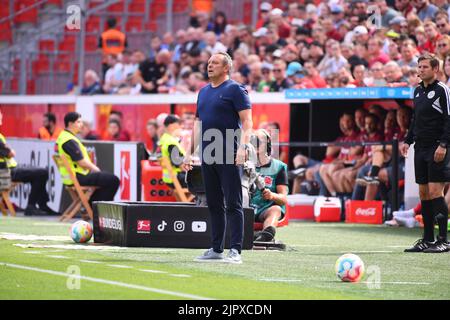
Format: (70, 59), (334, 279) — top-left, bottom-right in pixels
(183, 52), (253, 264)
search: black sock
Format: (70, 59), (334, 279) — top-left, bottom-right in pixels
(369, 165), (380, 177)
(431, 197), (448, 242)
(421, 200), (434, 242)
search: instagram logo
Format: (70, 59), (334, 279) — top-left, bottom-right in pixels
(173, 221), (185, 232)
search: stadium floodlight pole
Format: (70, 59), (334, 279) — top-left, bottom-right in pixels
(166, 0), (173, 34)
(251, 0), (258, 28)
(391, 138), (399, 217)
(77, 0), (87, 95)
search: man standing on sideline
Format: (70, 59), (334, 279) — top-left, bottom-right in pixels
(183, 52), (253, 264)
(56, 112), (120, 228)
(402, 54), (450, 253)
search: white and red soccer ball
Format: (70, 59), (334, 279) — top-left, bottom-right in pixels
(335, 253), (365, 283)
(70, 220), (93, 243)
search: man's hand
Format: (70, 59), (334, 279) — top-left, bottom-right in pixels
(262, 188), (274, 201)
(400, 143), (409, 158)
(181, 155), (193, 172)
(434, 145), (447, 163)
(235, 145), (247, 165)
(8, 149), (15, 158)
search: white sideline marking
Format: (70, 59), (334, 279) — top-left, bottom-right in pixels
(1, 233), (70, 241)
(107, 264), (133, 269)
(46, 255), (68, 259)
(339, 250), (394, 254)
(79, 260), (102, 264)
(259, 278), (303, 282)
(361, 281), (431, 285)
(23, 251), (41, 254)
(139, 269), (168, 274)
(169, 274), (192, 278)
(0, 262), (213, 300)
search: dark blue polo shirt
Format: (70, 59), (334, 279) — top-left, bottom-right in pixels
(196, 79), (251, 164)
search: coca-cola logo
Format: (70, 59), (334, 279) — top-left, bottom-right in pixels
(355, 207), (376, 216)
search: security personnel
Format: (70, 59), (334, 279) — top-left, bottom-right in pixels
(0, 110), (57, 216)
(98, 17), (127, 77)
(38, 112), (62, 141)
(158, 114), (187, 188)
(56, 112), (120, 223)
(250, 129), (288, 242)
(402, 53), (450, 253)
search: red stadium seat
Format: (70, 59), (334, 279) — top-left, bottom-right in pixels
(9, 77), (18, 93)
(0, 1), (10, 18)
(150, 1), (166, 19)
(129, 0), (146, 13)
(32, 58), (50, 74)
(126, 18), (143, 32)
(108, 1), (125, 12)
(173, 0), (188, 13)
(26, 79), (35, 94)
(144, 21), (157, 32)
(39, 39), (55, 52)
(0, 23), (11, 42)
(84, 35), (98, 52)
(45, 0), (62, 6)
(58, 35), (77, 52)
(86, 16), (101, 33)
(54, 56), (71, 73)
(14, 0), (38, 24)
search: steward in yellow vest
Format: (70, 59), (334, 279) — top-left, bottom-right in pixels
(56, 112), (120, 221)
(158, 114), (187, 188)
(0, 110), (57, 216)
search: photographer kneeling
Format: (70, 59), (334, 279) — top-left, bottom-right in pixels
(250, 129), (289, 242)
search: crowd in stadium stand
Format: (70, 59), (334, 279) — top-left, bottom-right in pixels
(77, 0), (450, 95)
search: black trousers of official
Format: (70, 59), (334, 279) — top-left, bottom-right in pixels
(201, 163), (244, 254)
(77, 171), (120, 240)
(11, 167), (49, 209)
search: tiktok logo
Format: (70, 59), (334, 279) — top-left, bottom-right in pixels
(157, 220), (167, 232)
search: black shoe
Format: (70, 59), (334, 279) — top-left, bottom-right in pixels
(254, 226), (276, 242)
(404, 239), (432, 252)
(24, 206), (49, 216)
(288, 167), (306, 179)
(423, 238), (450, 253)
(39, 206), (60, 216)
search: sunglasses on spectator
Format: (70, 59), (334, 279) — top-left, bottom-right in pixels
(438, 43), (449, 48)
(437, 24), (447, 28)
(273, 69), (282, 72)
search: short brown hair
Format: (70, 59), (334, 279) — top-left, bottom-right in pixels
(418, 54), (440, 69)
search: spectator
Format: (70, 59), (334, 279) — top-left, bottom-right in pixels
(367, 37), (391, 68)
(269, 8), (291, 39)
(422, 21), (441, 54)
(232, 49), (250, 79)
(384, 61), (408, 85)
(204, 31), (227, 55)
(294, 60), (327, 89)
(255, 2), (272, 29)
(108, 110), (131, 141)
(394, 0), (414, 17)
(136, 49), (171, 94)
(145, 119), (159, 155)
(387, 38), (402, 62)
(237, 26), (254, 56)
(406, 67), (420, 87)
(270, 60), (293, 92)
(351, 64), (367, 87)
(389, 16), (407, 34)
(374, 0), (400, 28)
(247, 61), (263, 91)
(398, 43), (419, 68)
(162, 32), (176, 51)
(173, 29), (187, 62)
(308, 41), (325, 65)
(352, 25), (370, 46)
(436, 13), (450, 36)
(81, 69), (102, 95)
(355, 107), (368, 135)
(117, 72), (142, 95)
(415, 25), (428, 53)
(183, 27), (201, 53)
(186, 72), (207, 93)
(80, 121), (99, 140)
(149, 35), (163, 59)
(444, 55), (450, 86)
(287, 3), (305, 27)
(257, 62), (274, 92)
(38, 112), (62, 140)
(436, 35), (450, 60)
(103, 54), (125, 94)
(413, 0), (439, 21)
(317, 39), (348, 78)
(104, 119), (130, 142)
(98, 17), (127, 78)
(212, 11), (227, 36)
(330, 4), (346, 29)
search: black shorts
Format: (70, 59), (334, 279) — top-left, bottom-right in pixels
(414, 144), (450, 184)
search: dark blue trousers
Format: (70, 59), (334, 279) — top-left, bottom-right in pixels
(201, 163), (244, 254)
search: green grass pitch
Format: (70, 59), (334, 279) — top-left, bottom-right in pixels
(1, 216), (449, 300)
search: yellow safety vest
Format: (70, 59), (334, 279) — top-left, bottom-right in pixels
(0, 133), (17, 168)
(56, 130), (90, 185)
(159, 132), (185, 184)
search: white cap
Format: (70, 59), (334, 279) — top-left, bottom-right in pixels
(306, 4), (317, 14)
(272, 49), (283, 58)
(353, 25), (368, 35)
(271, 8), (284, 16)
(253, 27), (268, 37)
(260, 2), (272, 12)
